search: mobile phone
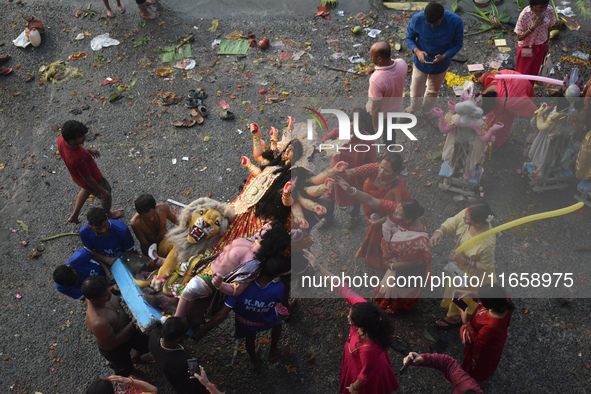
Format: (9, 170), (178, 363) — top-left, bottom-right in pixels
(187, 357), (199, 375)
(399, 357), (414, 375)
(453, 297), (468, 311)
(424, 55), (435, 64)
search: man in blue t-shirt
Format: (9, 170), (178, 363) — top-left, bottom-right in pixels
(53, 248), (106, 300)
(405, 2), (463, 117)
(80, 208), (136, 267)
(192, 256), (291, 370)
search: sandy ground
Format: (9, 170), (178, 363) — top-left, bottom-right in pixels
(1, 0), (591, 393)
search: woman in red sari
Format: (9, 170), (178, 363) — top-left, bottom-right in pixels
(304, 250), (399, 394)
(334, 178), (431, 314)
(339, 152), (411, 269)
(374, 199), (432, 313)
(455, 285), (514, 383)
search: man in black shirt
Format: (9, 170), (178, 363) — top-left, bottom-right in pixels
(149, 317), (208, 394)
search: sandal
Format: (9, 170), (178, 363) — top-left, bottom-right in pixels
(0, 54), (11, 65)
(157, 92), (182, 106)
(188, 89), (207, 100)
(435, 317), (463, 330)
(220, 110), (235, 120)
(196, 105), (208, 117)
(172, 119), (197, 127)
(189, 109), (204, 124)
(0, 67), (12, 75)
(185, 98), (202, 108)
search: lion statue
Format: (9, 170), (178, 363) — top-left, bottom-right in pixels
(135, 197), (234, 292)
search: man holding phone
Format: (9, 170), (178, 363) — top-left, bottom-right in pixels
(405, 2), (464, 118)
(149, 317), (208, 394)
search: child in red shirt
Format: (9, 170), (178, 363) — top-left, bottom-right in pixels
(57, 120), (123, 224)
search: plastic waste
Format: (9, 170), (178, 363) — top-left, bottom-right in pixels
(13, 31), (31, 48)
(90, 33), (120, 51)
(364, 28), (381, 38)
(348, 54), (365, 63)
(173, 59), (196, 70)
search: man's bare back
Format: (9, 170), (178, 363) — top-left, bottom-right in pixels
(131, 203), (177, 256)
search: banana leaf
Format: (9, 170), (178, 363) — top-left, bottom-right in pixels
(498, 6), (511, 23)
(465, 23), (493, 36)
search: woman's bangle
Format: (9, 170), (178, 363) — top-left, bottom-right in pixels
(129, 377), (135, 387)
(312, 264), (321, 271)
(389, 263), (394, 272)
(206, 383), (215, 391)
(527, 27), (534, 33)
(469, 259), (475, 268)
(347, 187), (357, 196)
(434, 229), (444, 236)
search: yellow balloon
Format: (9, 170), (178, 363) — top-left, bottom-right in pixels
(454, 202), (584, 254)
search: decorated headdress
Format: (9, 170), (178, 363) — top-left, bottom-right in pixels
(289, 119), (317, 172)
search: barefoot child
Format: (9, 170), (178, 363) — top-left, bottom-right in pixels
(57, 120), (123, 224)
(102, 0), (158, 19)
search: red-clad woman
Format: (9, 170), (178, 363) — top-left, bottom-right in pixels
(338, 152), (411, 269)
(304, 250), (399, 394)
(454, 285), (514, 383)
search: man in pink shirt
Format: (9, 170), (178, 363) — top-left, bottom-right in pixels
(366, 41), (408, 142)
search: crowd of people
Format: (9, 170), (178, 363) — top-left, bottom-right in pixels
(46, 0), (590, 392)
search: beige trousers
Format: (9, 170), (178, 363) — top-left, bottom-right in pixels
(408, 65), (448, 114)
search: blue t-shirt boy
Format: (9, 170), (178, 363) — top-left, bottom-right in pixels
(80, 219), (135, 257)
(55, 248), (105, 300)
(225, 280), (285, 333)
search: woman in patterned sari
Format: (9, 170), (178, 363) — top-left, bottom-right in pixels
(335, 177), (432, 314)
(338, 152), (411, 269)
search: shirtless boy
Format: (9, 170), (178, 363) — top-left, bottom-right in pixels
(82, 276), (152, 377)
(130, 194), (178, 258)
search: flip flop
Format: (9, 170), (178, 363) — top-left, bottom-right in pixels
(185, 98), (202, 108)
(0, 67), (13, 75)
(189, 109), (204, 124)
(157, 92), (182, 106)
(188, 89), (207, 100)
(220, 110), (235, 120)
(197, 105), (208, 117)
(172, 119), (197, 127)
(0, 54), (11, 65)
(435, 317), (463, 330)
